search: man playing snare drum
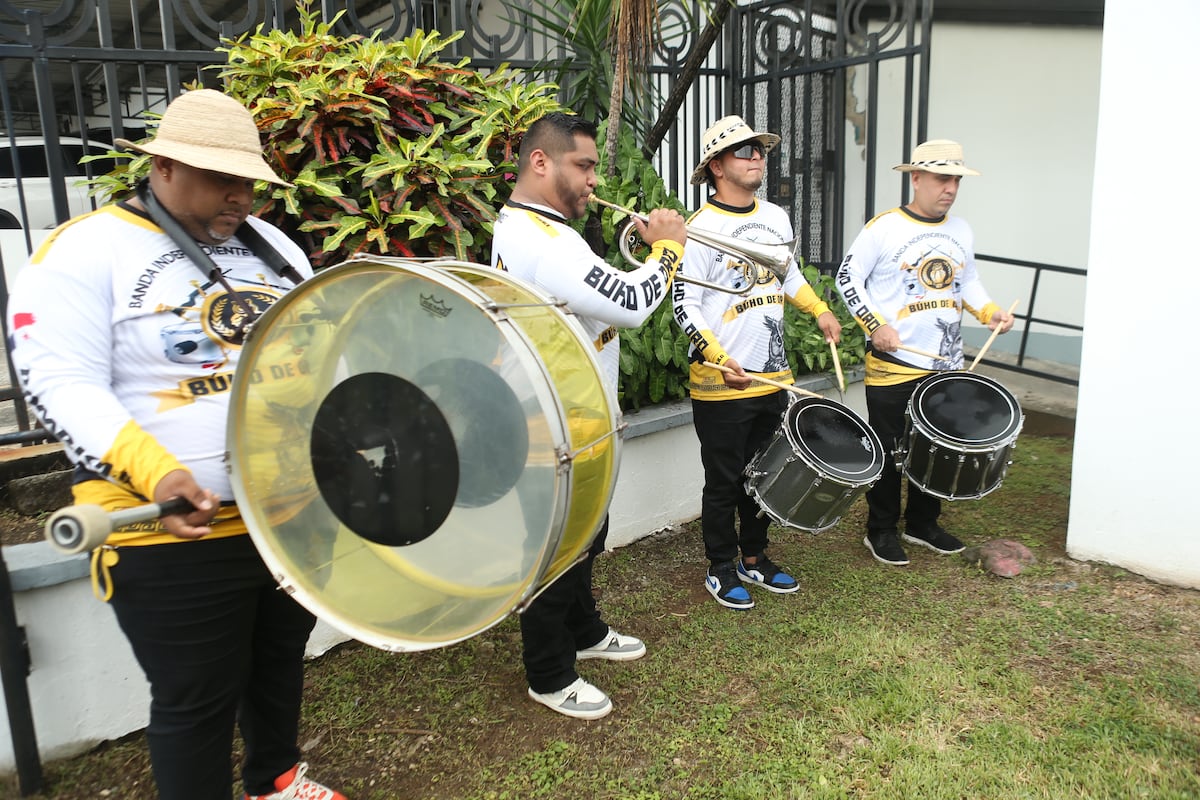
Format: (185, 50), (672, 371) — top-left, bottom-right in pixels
(673, 115), (840, 610)
(835, 139), (1014, 566)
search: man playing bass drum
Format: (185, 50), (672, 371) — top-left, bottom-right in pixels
(491, 111), (686, 720)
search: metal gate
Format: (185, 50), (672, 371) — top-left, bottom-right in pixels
(730, 0), (931, 273)
(0, 0), (932, 443)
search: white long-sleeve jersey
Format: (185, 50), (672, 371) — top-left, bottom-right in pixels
(6, 203), (312, 544)
(672, 198), (830, 401)
(835, 206), (999, 385)
(490, 201), (681, 396)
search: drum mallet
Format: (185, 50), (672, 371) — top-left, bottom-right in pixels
(702, 361), (823, 398)
(44, 497), (194, 555)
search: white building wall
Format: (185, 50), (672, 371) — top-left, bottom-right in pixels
(1066, 0), (1200, 588)
(844, 22), (1100, 360)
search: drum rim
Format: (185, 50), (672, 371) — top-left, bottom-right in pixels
(782, 396), (887, 482)
(909, 371), (1023, 446)
(225, 258), (584, 652)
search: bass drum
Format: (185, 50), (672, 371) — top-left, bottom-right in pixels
(900, 371), (1023, 500)
(745, 396), (885, 533)
(226, 257), (621, 652)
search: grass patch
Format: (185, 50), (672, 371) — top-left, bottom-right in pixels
(6, 432), (1200, 799)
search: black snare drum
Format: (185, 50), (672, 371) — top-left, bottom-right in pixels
(745, 397), (885, 533)
(900, 372), (1023, 501)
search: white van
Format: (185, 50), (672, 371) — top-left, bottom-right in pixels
(0, 136), (114, 230)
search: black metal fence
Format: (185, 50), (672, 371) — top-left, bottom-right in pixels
(0, 0), (998, 450)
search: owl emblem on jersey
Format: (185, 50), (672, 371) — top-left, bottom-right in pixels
(762, 316), (788, 372)
(900, 253), (962, 300)
(935, 317), (964, 368)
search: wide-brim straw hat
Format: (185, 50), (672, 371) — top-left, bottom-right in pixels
(115, 88), (291, 186)
(893, 139), (980, 176)
(690, 115), (781, 185)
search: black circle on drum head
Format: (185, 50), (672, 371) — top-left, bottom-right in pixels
(310, 372), (458, 547)
(788, 398), (885, 482)
(914, 373), (1020, 445)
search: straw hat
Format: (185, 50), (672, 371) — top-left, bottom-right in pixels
(690, 115), (781, 185)
(115, 89), (291, 186)
(892, 139), (980, 176)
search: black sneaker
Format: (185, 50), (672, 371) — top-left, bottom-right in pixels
(705, 561), (754, 609)
(864, 530), (909, 566)
(903, 525), (965, 554)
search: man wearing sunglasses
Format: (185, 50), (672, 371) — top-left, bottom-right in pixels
(673, 115), (841, 610)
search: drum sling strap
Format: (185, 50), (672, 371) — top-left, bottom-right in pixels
(136, 179), (305, 299)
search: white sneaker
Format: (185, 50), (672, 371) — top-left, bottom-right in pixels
(576, 627), (647, 661)
(528, 677), (612, 719)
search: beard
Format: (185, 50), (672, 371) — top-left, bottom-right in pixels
(554, 174), (586, 220)
(728, 171), (763, 193)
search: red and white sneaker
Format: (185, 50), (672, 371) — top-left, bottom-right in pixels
(245, 762), (347, 800)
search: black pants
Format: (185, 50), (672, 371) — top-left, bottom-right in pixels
(520, 517), (611, 694)
(691, 392), (787, 565)
(108, 534), (317, 799)
(864, 378), (942, 534)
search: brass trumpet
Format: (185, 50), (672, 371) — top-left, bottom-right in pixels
(589, 194), (794, 296)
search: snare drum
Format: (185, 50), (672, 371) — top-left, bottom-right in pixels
(744, 396), (885, 532)
(899, 372), (1023, 500)
(226, 257), (621, 652)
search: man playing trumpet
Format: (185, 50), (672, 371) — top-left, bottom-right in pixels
(491, 111), (686, 719)
(673, 115), (840, 610)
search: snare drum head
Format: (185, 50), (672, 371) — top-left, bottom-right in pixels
(227, 258), (614, 652)
(784, 397), (885, 483)
(910, 373), (1022, 446)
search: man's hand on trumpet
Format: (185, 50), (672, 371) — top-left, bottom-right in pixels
(632, 208), (687, 250)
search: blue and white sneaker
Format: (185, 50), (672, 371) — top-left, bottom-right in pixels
(706, 561), (754, 609)
(737, 555), (800, 593)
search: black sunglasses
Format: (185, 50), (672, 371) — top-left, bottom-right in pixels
(723, 142), (766, 160)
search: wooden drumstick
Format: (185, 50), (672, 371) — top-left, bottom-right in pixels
(896, 343), (944, 361)
(829, 340), (845, 392)
(702, 361), (823, 398)
(969, 300), (1020, 372)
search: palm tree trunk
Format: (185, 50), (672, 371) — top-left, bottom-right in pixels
(606, 56), (627, 178)
(643, 0), (734, 159)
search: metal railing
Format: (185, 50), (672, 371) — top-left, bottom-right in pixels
(972, 253), (1085, 385)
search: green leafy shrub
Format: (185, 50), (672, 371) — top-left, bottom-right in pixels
(93, 3), (561, 268)
(220, 10), (563, 267)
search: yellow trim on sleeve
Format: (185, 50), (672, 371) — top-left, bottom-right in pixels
(103, 419), (190, 502)
(648, 240), (683, 284)
(787, 283), (830, 317)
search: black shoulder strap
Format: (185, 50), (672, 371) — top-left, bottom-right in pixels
(135, 179), (303, 286)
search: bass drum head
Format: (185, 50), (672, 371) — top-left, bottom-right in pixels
(784, 397), (885, 484)
(441, 263), (620, 581)
(227, 258), (573, 652)
(910, 372), (1022, 447)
